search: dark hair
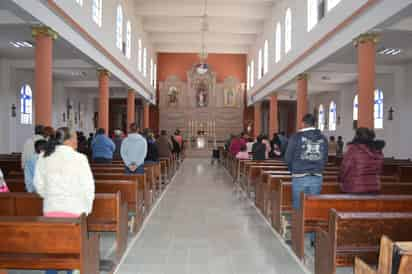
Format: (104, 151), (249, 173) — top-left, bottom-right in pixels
(302, 114), (316, 127)
(240, 145), (247, 152)
(35, 125), (44, 135)
(34, 140), (48, 154)
(44, 127), (76, 157)
(329, 136), (335, 141)
(256, 135), (263, 143)
(129, 123), (138, 133)
(89, 133), (94, 137)
(96, 128), (105, 135)
(43, 126), (55, 139)
(161, 130), (167, 136)
(350, 127), (385, 151)
(338, 136), (343, 141)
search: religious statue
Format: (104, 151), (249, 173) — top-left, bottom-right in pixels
(196, 80), (208, 108)
(224, 87), (236, 107)
(168, 86), (178, 106)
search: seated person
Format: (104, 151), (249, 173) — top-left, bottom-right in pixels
(24, 139), (47, 193)
(236, 145), (250, 160)
(339, 128), (385, 193)
(142, 129), (159, 163)
(156, 130), (172, 158)
(92, 128), (115, 163)
(121, 123), (147, 174)
(252, 135), (267, 161)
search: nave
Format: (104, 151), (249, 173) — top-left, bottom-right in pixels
(116, 159), (308, 274)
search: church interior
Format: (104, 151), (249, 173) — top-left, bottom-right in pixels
(1, 0), (412, 274)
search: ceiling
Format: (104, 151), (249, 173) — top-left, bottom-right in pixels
(135, 0), (275, 54)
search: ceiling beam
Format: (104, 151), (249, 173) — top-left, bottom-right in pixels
(136, 2), (271, 20)
(149, 32), (256, 45)
(154, 42), (249, 54)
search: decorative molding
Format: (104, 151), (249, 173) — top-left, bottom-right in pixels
(32, 26), (58, 39)
(353, 32), (380, 47)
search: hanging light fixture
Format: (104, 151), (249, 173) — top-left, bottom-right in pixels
(197, 0), (209, 74)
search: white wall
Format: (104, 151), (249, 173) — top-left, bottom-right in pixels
(0, 59), (97, 154)
(308, 64), (412, 158)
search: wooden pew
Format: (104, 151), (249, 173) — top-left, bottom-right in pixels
(0, 192), (128, 261)
(0, 215), (99, 273)
(5, 177), (143, 233)
(355, 236), (412, 274)
(292, 194), (412, 260)
(271, 180), (412, 234)
(316, 211), (412, 274)
(92, 166), (154, 212)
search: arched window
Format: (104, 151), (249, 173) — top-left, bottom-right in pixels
(263, 40), (269, 74)
(374, 89), (384, 129)
(115, 5), (123, 50)
(250, 60), (255, 88)
(247, 64), (250, 90)
(125, 21), (131, 59)
(143, 47), (147, 78)
(307, 0), (318, 31)
(92, 0), (102, 27)
(285, 8), (292, 53)
(329, 101), (337, 131)
(275, 22), (281, 63)
(258, 49), (263, 80)
(138, 39), (142, 72)
(318, 104), (325, 131)
(20, 84), (33, 125)
(353, 94), (358, 121)
(75, 0), (83, 6)
(327, 0), (341, 11)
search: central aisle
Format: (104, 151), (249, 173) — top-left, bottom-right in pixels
(116, 159), (309, 274)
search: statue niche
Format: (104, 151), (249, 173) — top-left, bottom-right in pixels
(188, 63), (215, 108)
(195, 79), (208, 108)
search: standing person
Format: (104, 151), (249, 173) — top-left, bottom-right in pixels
(22, 125), (44, 168)
(278, 131), (288, 156)
(0, 168), (9, 193)
(24, 139), (47, 193)
(339, 128), (385, 193)
(77, 131), (88, 155)
(262, 135), (271, 159)
(230, 134), (246, 157)
(252, 135), (267, 160)
(142, 129), (159, 163)
(34, 127), (95, 274)
(157, 130), (172, 158)
(236, 145), (250, 160)
(91, 128), (115, 163)
(112, 129), (124, 160)
(246, 137), (255, 154)
(328, 136), (337, 156)
(336, 136), (344, 157)
(174, 130), (183, 150)
(121, 123), (147, 174)
(285, 113), (328, 211)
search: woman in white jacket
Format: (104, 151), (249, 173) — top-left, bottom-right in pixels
(34, 127), (95, 217)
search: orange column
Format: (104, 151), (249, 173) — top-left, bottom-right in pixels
(254, 102), (262, 138)
(143, 103), (150, 129)
(355, 33), (378, 129)
(98, 69), (110, 134)
(127, 90), (135, 127)
(296, 73), (308, 130)
(32, 27), (57, 127)
(269, 95), (279, 136)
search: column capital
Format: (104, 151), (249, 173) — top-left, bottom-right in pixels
(353, 33), (380, 47)
(297, 73), (308, 81)
(32, 26), (58, 40)
(128, 89), (135, 94)
(97, 68), (110, 77)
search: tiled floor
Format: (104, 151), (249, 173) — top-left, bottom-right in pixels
(116, 159), (309, 274)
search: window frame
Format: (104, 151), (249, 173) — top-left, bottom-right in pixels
(92, 0), (102, 27)
(258, 48), (263, 80)
(329, 101), (337, 131)
(374, 89), (384, 129)
(116, 5), (123, 50)
(126, 21), (132, 59)
(263, 40), (269, 75)
(318, 104), (325, 131)
(275, 22), (281, 63)
(250, 60), (255, 88)
(143, 47), (147, 78)
(285, 8), (292, 54)
(20, 84), (33, 125)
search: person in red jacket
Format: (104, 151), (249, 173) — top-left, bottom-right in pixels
(339, 128), (385, 193)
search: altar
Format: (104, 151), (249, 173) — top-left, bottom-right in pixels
(187, 120), (216, 150)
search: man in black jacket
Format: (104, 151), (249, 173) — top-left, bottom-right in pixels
(285, 114), (328, 210)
